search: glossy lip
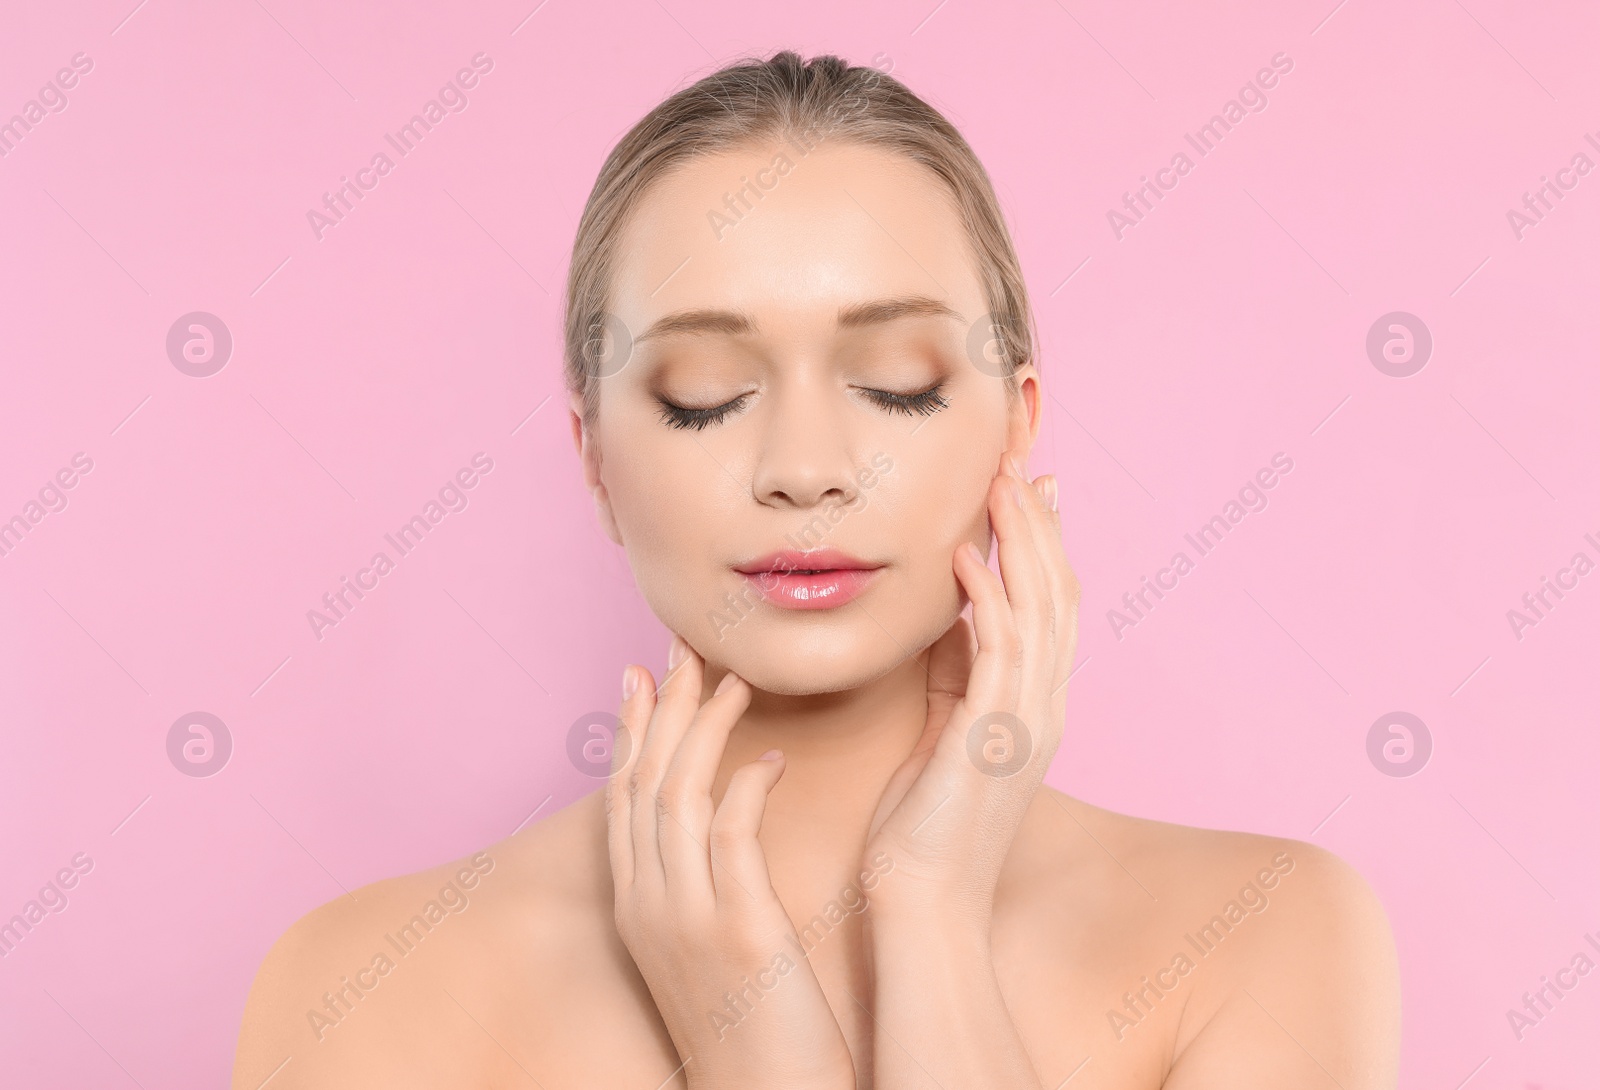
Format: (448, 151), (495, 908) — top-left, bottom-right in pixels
(733, 549), (885, 611)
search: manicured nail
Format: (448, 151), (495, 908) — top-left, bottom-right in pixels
(622, 665), (638, 700)
(965, 541), (984, 564)
(759, 748), (783, 761)
(1042, 476), (1058, 512)
(1011, 477), (1027, 509)
(714, 671), (737, 696)
(1007, 454), (1024, 478)
(668, 636), (686, 669)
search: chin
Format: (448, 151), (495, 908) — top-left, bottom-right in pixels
(689, 593), (965, 696)
(725, 634), (902, 695)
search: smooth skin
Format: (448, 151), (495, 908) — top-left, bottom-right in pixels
(233, 140), (1400, 1090)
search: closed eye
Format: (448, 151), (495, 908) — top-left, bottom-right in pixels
(860, 382), (949, 417)
(654, 382), (950, 430)
(655, 393), (750, 431)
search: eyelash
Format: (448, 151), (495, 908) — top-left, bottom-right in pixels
(655, 394), (751, 431)
(862, 384), (950, 418)
(655, 384), (950, 431)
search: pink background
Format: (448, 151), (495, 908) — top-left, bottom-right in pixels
(2, 1), (1597, 1086)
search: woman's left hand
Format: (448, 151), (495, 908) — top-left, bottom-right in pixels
(862, 449), (1081, 933)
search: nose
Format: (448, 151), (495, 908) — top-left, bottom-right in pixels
(749, 379), (859, 511)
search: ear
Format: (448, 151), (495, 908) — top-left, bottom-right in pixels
(568, 391), (624, 547)
(1005, 362), (1043, 464)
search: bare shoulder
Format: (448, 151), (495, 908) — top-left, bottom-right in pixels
(1024, 787), (1401, 1088)
(1031, 785), (1392, 919)
(231, 789), (618, 1090)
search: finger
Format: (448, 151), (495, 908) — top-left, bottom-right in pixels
(991, 458), (1052, 696)
(607, 663), (649, 889)
(924, 615), (976, 705)
(1004, 456), (1071, 675)
(954, 537), (1021, 720)
(629, 636), (703, 892)
(1015, 471), (1080, 774)
(708, 751), (787, 909)
(1026, 471), (1083, 699)
(992, 457), (1056, 646)
(658, 671), (753, 892)
(1037, 473), (1062, 537)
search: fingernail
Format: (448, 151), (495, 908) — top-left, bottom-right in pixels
(714, 671), (737, 696)
(965, 541), (984, 564)
(1042, 476), (1058, 512)
(668, 636), (685, 669)
(1006, 454), (1024, 478)
(1011, 477), (1026, 509)
(622, 665), (637, 700)
(759, 748), (783, 761)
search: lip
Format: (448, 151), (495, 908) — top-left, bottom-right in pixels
(733, 549), (885, 610)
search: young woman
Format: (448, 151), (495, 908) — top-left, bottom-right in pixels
(233, 51), (1400, 1090)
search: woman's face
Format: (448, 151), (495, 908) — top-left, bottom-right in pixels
(572, 140), (1039, 695)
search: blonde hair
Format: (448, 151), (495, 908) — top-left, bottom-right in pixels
(562, 49), (1037, 422)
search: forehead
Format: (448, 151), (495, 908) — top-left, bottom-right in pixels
(609, 141), (987, 340)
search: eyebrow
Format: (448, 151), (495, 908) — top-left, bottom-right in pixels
(632, 294), (963, 345)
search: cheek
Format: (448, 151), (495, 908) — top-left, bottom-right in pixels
(601, 440), (727, 607)
(614, 479), (693, 561)
(885, 440), (998, 574)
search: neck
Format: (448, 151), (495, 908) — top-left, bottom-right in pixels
(701, 650), (932, 874)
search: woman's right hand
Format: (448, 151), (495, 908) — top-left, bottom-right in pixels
(607, 635), (857, 1090)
